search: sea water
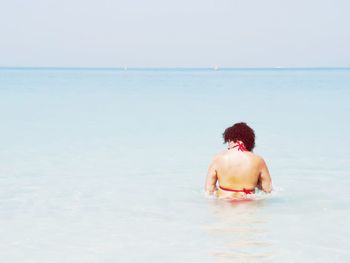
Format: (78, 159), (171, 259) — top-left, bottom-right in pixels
(0, 68), (349, 262)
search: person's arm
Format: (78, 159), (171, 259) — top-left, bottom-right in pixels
(205, 158), (218, 194)
(258, 158), (272, 193)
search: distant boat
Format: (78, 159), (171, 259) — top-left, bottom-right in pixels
(213, 65), (219, 70)
(123, 66), (128, 70)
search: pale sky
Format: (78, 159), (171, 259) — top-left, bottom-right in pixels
(0, 0), (349, 67)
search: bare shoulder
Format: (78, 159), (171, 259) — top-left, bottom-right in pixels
(211, 151), (226, 162)
(251, 153), (267, 167)
(207, 152), (223, 174)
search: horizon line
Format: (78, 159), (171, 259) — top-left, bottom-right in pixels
(1, 66), (350, 71)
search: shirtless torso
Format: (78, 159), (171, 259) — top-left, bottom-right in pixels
(205, 141), (272, 199)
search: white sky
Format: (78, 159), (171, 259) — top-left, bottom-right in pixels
(0, 0), (349, 67)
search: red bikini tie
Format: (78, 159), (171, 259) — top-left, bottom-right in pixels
(231, 142), (248, 152)
(219, 186), (255, 194)
(242, 188), (254, 194)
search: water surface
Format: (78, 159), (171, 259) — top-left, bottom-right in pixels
(0, 68), (349, 262)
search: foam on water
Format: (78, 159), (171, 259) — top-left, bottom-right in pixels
(205, 187), (282, 202)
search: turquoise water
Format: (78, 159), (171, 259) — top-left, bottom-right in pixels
(0, 68), (349, 262)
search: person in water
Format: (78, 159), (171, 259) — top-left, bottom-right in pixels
(205, 122), (272, 199)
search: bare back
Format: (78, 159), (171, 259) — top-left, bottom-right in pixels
(217, 150), (261, 189)
(205, 149), (272, 198)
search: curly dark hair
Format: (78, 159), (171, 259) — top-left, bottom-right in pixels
(223, 122), (255, 151)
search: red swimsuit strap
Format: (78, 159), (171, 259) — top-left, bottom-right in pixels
(230, 142), (248, 152)
(219, 186), (255, 194)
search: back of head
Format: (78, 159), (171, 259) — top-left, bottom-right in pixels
(223, 122), (255, 151)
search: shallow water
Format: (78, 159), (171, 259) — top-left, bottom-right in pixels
(0, 68), (349, 262)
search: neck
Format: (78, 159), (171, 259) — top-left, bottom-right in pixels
(228, 141), (248, 152)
